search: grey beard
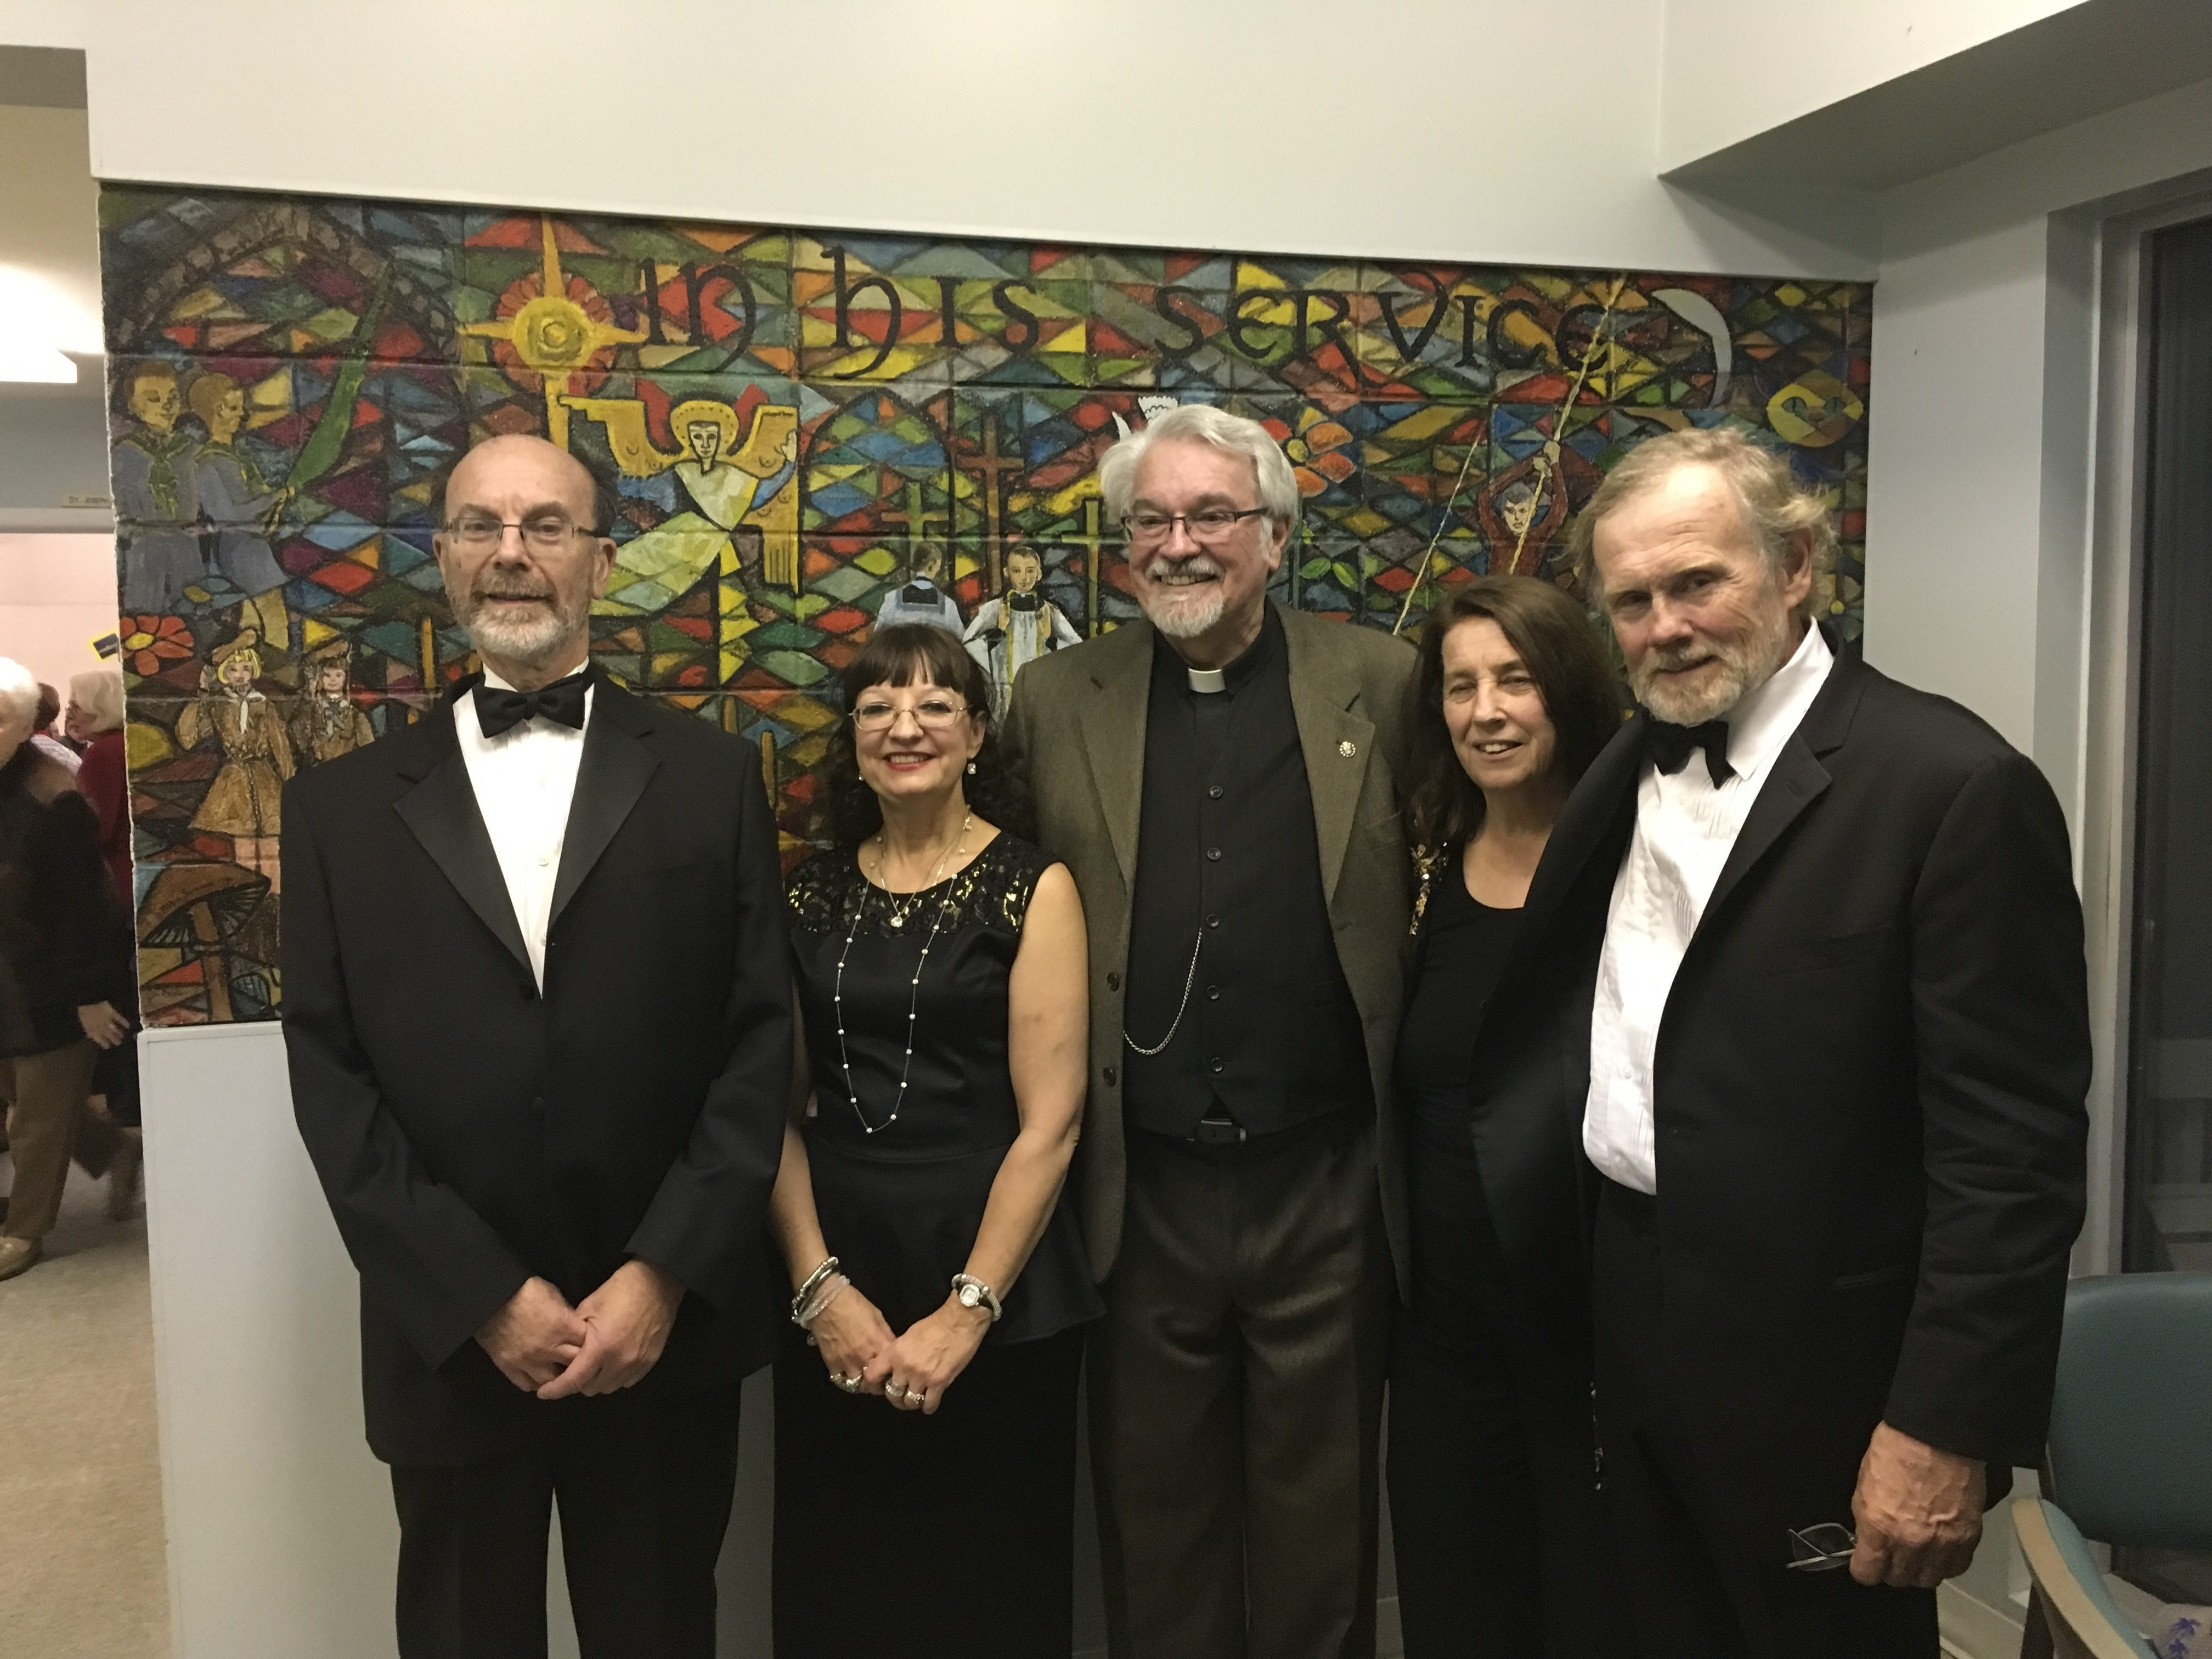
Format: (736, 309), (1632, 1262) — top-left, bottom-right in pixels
(459, 590), (586, 667)
(1137, 557), (1230, 638)
(1142, 585), (1228, 639)
(1633, 606), (1797, 725)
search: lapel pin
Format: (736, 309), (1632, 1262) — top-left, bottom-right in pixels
(1338, 739), (1358, 758)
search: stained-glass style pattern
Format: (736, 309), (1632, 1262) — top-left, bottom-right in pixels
(99, 185), (1872, 1025)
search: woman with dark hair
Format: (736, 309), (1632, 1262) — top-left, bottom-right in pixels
(1388, 575), (1626, 1656)
(768, 623), (1101, 1657)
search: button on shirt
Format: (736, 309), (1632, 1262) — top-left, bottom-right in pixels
(454, 668), (594, 988)
(1583, 624), (1835, 1193)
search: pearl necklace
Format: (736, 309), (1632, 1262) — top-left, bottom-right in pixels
(832, 814), (972, 1136)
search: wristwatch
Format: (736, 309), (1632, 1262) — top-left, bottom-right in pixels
(951, 1273), (1003, 1323)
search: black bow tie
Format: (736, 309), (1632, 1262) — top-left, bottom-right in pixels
(1647, 716), (1734, 786)
(474, 671), (589, 738)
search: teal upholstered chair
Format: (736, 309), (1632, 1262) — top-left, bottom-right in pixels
(2017, 1273), (2212, 1659)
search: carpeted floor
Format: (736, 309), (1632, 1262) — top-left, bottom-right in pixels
(0, 1154), (170, 1659)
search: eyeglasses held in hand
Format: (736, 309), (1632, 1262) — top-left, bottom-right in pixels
(850, 697), (972, 731)
(442, 514), (597, 550)
(1786, 1523), (1857, 1572)
(1121, 507), (1268, 544)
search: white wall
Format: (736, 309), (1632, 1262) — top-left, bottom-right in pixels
(1659, 0), (2087, 171)
(1866, 71), (2212, 781)
(0, 530), (117, 692)
(0, 101), (99, 353)
(0, 0), (1870, 279)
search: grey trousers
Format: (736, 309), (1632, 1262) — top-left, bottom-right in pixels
(2, 1041), (101, 1242)
(1090, 1114), (1393, 1659)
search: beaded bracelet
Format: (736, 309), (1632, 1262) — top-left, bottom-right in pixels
(795, 1273), (849, 1330)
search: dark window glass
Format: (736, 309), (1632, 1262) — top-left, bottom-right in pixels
(2120, 212), (2212, 1603)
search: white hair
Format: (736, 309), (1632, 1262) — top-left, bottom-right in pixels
(69, 668), (126, 733)
(1098, 404), (1301, 532)
(0, 658), (38, 730)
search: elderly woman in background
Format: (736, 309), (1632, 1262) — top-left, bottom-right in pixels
(67, 668), (142, 1215)
(0, 658), (132, 1280)
(30, 683), (80, 774)
(67, 670), (129, 904)
(769, 622), (1099, 1658)
(1387, 576), (1628, 1656)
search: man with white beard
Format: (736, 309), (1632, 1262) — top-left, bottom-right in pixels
(282, 435), (792, 1657)
(1525, 427), (2088, 1657)
(1002, 406), (1417, 1658)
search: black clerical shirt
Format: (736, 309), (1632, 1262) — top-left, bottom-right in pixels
(1121, 608), (1370, 1139)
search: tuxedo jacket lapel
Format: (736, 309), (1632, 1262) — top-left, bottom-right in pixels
(1515, 710), (1645, 957)
(1076, 624), (1153, 890)
(390, 707), (532, 977)
(550, 679), (661, 930)
(1700, 644), (1869, 928)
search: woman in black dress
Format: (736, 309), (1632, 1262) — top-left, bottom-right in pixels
(1387, 577), (1623, 1655)
(769, 623), (1099, 1657)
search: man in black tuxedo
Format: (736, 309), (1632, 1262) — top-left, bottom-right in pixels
(282, 434), (791, 1658)
(1514, 428), (2089, 1657)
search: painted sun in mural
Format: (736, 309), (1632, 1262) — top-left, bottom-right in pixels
(461, 217), (647, 444)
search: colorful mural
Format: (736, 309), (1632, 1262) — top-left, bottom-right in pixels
(99, 185), (1871, 1026)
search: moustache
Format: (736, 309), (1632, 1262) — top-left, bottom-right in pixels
(1142, 554), (1225, 583)
(1644, 643), (1716, 673)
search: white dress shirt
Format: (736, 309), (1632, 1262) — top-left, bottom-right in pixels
(1583, 623), (1835, 1193)
(454, 667), (594, 988)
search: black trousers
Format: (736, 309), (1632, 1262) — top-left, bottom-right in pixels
(1593, 1181), (1938, 1658)
(387, 1384), (741, 1659)
(1389, 1120), (1623, 1658)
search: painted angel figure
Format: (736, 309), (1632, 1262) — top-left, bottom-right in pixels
(562, 394), (800, 616)
(963, 545), (1078, 716)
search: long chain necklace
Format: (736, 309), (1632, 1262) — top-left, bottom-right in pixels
(832, 813), (972, 1135)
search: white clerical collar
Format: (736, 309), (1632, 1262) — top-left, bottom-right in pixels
(1719, 623), (1833, 781)
(1188, 667), (1226, 695)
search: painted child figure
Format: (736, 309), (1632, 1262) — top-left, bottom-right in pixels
(113, 362), (205, 614)
(963, 545), (1079, 716)
(875, 541), (963, 636)
(287, 637), (376, 768)
(174, 627), (293, 890)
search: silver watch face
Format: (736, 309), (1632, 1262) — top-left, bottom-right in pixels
(958, 1283), (982, 1308)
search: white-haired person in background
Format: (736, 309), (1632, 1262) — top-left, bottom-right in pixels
(1003, 405), (1418, 1658)
(67, 667), (143, 1218)
(0, 658), (132, 1280)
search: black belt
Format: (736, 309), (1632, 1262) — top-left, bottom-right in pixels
(1132, 1104), (1360, 1152)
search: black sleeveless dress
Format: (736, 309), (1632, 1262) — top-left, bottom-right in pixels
(773, 833), (1099, 1657)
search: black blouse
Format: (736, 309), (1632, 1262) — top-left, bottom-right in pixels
(1395, 852), (1522, 1165)
(786, 833), (1101, 1344)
